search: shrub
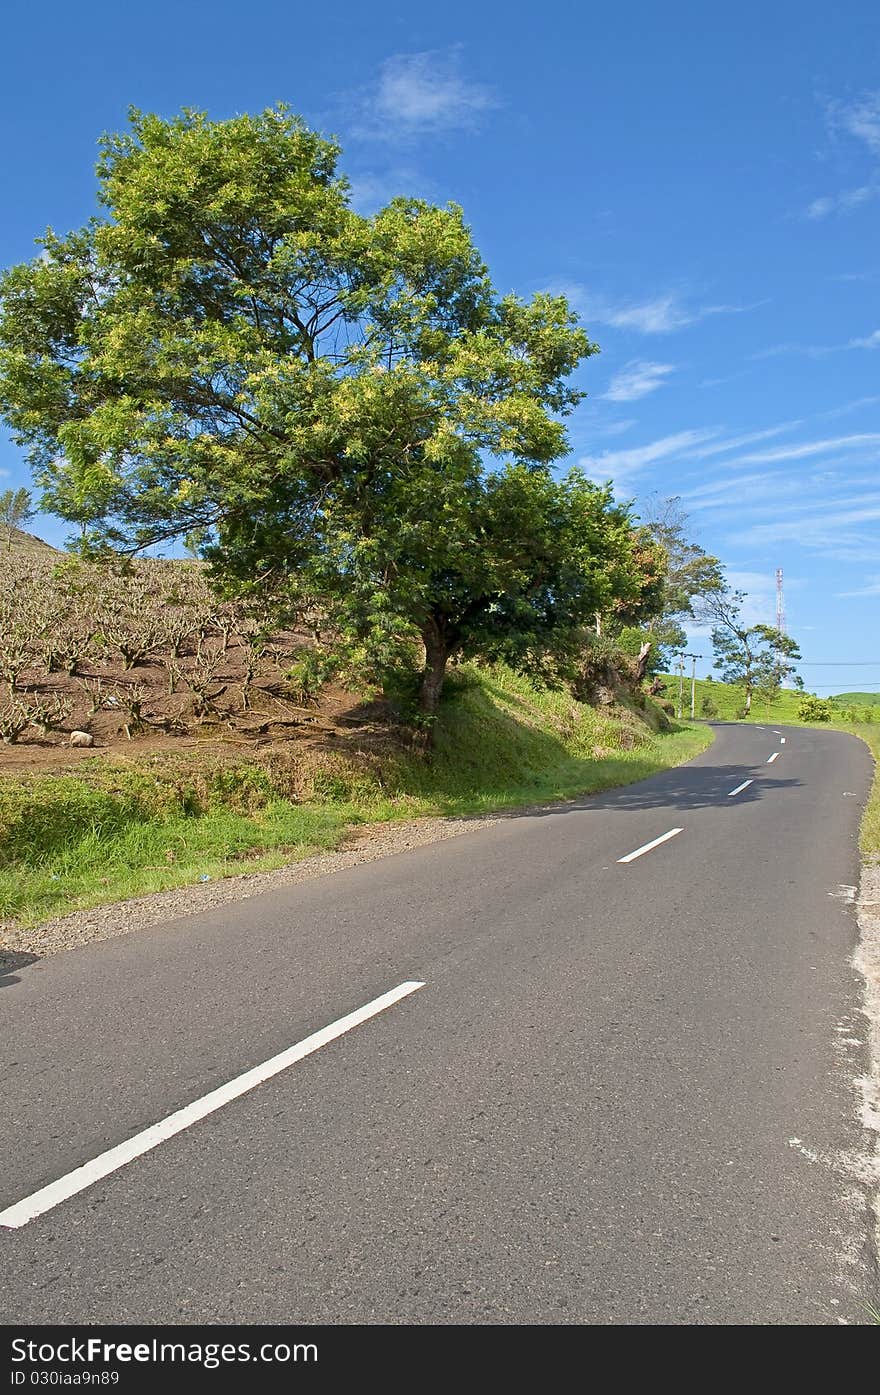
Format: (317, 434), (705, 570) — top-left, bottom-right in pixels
(798, 696), (832, 722)
(700, 695), (719, 718)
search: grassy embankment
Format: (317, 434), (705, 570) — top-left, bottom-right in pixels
(0, 663), (711, 929)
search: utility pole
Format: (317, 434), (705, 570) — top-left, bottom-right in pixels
(676, 654), (685, 719)
(685, 653), (702, 719)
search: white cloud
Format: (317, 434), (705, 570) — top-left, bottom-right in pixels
(678, 423), (801, 460)
(731, 501), (880, 557)
(836, 575), (880, 597)
(730, 433), (880, 466)
(602, 360), (675, 402)
(354, 50), (497, 140)
(806, 93), (880, 218)
(806, 180), (880, 220)
(752, 331), (880, 358)
(593, 418), (637, 436)
(849, 329), (880, 349)
(832, 91), (880, 154)
(580, 428), (717, 480)
(552, 283), (761, 334)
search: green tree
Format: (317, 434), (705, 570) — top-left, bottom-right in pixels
(702, 589), (801, 713)
(0, 486), (35, 550)
(0, 106), (658, 715)
(627, 496), (724, 672)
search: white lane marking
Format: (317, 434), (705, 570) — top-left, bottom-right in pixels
(780, 737), (786, 744)
(767, 751), (780, 764)
(0, 980), (425, 1230)
(755, 725), (766, 730)
(772, 730), (781, 735)
(617, 828), (683, 864)
(728, 779), (754, 797)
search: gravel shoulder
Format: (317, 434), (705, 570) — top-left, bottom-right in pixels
(856, 858), (880, 1273)
(0, 812), (502, 968)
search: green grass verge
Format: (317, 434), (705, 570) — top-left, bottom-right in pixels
(0, 663), (712, 928)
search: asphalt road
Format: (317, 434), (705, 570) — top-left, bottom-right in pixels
(1, 722), (876, 1325)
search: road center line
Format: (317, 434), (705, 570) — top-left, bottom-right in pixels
(617, 828), (683, 864)
(728, 779), (754, 797)
(780, 737), (786, 744)
(0, 980), (426, 1230)
(767, 751), (780, 764)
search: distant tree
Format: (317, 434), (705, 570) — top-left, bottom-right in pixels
(0, 487), (35, 550)
(700, 588), (801, 713)
(635, 496), (725, 670)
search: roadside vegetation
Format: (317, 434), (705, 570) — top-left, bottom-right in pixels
(0, 662), (709, 926)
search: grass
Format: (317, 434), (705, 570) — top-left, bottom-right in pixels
(0, 662), (712, 928)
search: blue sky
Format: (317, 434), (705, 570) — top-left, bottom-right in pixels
(1, 0), (879, 691)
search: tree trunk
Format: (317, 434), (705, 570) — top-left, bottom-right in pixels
(419, 618), (452, 718)
(634, 641), (652, 682)
(744, 687), (752, 712)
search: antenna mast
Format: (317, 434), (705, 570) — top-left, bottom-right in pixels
(775, 567), (785, 635)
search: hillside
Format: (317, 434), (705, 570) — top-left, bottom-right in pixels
(656, 673), (808, 724)
(4, 526), (60, 557)
(832, 692), (880, 706)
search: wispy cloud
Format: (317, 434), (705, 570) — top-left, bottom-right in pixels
(752, 331), (880, 359)
(602, 360), (675, 402)
(352, 50), (497, 141)
(831, 91), (880, 153)
(817, 394), (880, 419)
(579, 428), (717, 481)
(836, 575), (880, 597)
(806, 180), (880, 220)
(730, 499), (880, 560)
(552, 283), (761, 334)
(592, 418), (637, 436)
(678, 423), (802, 460)
(805, 91), (880, 219)
(729, 433), (880, 466)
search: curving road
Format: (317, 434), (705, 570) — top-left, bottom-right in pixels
(0, 722), (876, 1324)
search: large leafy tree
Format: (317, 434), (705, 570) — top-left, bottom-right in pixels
(0, 106), (659, 714)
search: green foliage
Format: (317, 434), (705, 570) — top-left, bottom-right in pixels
(700, 588), (801, 710)
(699, 693), (719, 718)
(0, 106), (668, 717)
(637, 497), (724, 668)
(798, 696), (833, 722)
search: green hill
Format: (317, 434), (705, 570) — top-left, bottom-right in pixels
(831, 692), (880, 705)
(657, 673), (807, 723)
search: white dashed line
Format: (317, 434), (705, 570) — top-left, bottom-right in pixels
(767, 752), (780, 764)
(0, 980), (426, 1229)
(728, 780), (754, 797)
(617, 828), (683, 864)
